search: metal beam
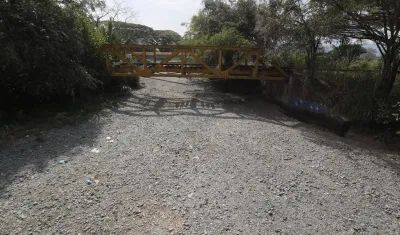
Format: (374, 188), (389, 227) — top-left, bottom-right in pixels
(100, 44), (260, 51)
(98, 44), (290, 81)
(187, 51), (217, 75)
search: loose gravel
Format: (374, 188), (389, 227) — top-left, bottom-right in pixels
(1, 77), (400, 234)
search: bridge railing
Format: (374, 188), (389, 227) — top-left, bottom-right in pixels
(98, 44), (290, 80)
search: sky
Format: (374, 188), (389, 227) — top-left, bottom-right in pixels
(105, 0), (203, 36)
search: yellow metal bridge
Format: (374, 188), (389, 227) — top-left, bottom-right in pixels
(99, 44), (290, 80)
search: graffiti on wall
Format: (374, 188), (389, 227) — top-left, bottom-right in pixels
(288, 97), (330, 115)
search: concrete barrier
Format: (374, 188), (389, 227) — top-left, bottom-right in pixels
(265, 75), (352, 137)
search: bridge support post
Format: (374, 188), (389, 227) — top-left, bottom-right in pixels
(218, 50), (222, 72)
(143, 48), (147, 68)
(104, 49), (112, 75)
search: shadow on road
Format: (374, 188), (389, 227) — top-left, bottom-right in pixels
(1, 77), (399, 197)
(301, 127), (400, 175)
(111, 93), (301, 129)
(110, 91), (400, 175)
(0, 115), (104, 197)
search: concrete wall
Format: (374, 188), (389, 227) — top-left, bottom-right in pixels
(265, 75), (351, 136)
(267, 75), (331, 116)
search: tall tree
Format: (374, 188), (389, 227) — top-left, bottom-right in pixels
(93, 0), (135, 26)
(57, 0), (105, 12)
(183, 0), (258, 64)
(112, 22), (156, 44)
(153, 30), (182, 51)
(258, 0), (332, 82)
(322, 0), (400, 96)
(153, 30), (182, 45)
(235, 0), (259, 44)
(0, 0), (106, 107)
(331, 39), (367, 64)
(185, 0), (258, 44)
(186, 0), (236, 38)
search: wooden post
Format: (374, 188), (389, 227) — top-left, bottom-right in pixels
(218, 50), (223, 72)
(253, 54), (260, 78)
(105, 49), (112, 75)
(181, 50), (186, 76)
(143, 47), (147, 68)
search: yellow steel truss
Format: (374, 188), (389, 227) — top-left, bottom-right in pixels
(98, 44), (290, 80)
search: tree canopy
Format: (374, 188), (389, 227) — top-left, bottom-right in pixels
(184, 0), (258, 45)
(318, 0), (400, 95)
(0, 0), (106, 108)
(106, 22), (182, 46)
(0, 0), (181, 112)
(184, 0), (399, 96)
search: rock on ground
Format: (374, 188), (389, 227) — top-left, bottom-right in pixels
(1, 77), (400, 234)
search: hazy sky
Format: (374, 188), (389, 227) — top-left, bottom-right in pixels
(106, 0), (203, 35)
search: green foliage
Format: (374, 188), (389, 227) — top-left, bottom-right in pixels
(187, 0), (236, 38)
(193, 27), (252, 48)
(183, 0), (256, 64)
(317, 70), (400, 128)
(276, 52), (307, 68)
(181, 27), (252, 64)
(111, 22), (155, 44)
(153, 30), (182, 48)
(0, 0), (106, 112)
(104, 21), (182, 47)
(181, 0), (400, 135)
(105, 18), (117, 43)
(320, 0), (400, 96)
(331, 43), (367, 64)
(184, 0), (258, 45)
(65, 0), (106, 12)
(349, 60), (381, 71)
(320, 72), (378, 123)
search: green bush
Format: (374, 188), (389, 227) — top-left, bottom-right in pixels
(181, 27), (252, 65)
(0, 1), (106, 112)
(349, 60), (381, 70)
(318, 70), (400, 127)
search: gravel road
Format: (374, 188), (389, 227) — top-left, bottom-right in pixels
(1, 77), (400, 234)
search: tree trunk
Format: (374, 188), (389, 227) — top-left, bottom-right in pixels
(305, 43), (318, 81)
(375, 48), (399, 97)
(303, 44), (318, 99)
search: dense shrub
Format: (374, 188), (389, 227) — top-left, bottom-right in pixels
(181, 27), (252, 65)
(316, 70), (400, 126)
(0, 1), (106, 112)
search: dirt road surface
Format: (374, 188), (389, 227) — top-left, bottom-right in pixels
(1, 78), (400, 234)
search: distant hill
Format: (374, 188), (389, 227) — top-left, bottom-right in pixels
(363, 43), (380, 57)
(104, 21), (182, 47)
